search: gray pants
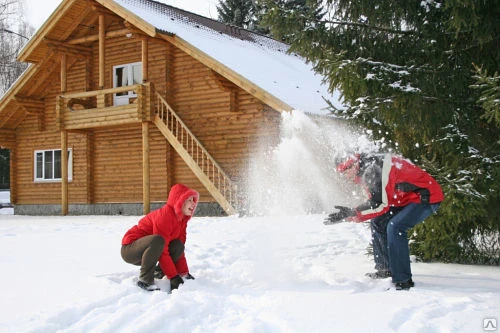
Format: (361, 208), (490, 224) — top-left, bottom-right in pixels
(121, 235), (184, 284)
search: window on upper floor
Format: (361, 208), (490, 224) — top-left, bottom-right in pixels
(34, 149), (73, 182)
(113, 62), (142, 106)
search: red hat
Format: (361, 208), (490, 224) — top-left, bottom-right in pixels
(336, 154), (362, 184)
(336, 154), (360, 173)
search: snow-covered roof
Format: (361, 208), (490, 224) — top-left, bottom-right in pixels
(112, 0), (344, 114)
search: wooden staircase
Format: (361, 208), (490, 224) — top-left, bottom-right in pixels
(152, 90), (238, 215)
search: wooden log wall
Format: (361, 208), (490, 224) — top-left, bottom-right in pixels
(91, 123), (168, 203)
(14, 82), (90, 204)
(11, 27), (282, 208)
(169, 47), (281, 201)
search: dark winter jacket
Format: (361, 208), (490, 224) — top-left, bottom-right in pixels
(345, 154), (444, 222)
(122, 184), (199, 279)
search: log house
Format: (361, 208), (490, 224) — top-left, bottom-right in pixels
(0, 0), (339, 216)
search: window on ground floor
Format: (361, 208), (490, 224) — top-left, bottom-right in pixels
(34, 149), (73, 182)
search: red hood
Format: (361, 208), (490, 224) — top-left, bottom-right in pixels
(337, 154), (361, 183)
(166, 184), (199, 219)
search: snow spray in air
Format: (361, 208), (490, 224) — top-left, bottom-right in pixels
(242, 110), (379, 216)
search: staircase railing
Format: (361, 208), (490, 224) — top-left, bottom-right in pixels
(152, 90), (237, 215)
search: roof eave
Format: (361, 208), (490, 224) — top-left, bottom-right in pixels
(19, 0), (158, 63)
(0, 64), (37, 119)
(17, 0), (79, 62)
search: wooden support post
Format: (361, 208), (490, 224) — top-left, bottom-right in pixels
(61, 54), (67, 93)
(61, 52), (69, 216)
(142, 122), (150, 215)
(61, 130), (68, 215)
(9, 148), (16, 205)
(142, 38), (148, 83)
(99, 14), (105, 90)
(86, 132), (95, 204)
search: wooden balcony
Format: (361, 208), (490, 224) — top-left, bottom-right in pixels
(56, 83), (153, 130)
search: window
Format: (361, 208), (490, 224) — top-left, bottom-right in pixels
(113, 62), (142, 105)
(34, 149), (73, 182)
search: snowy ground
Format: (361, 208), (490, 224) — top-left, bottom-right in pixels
(1, 109), (499, 332)
(0, 191), (498, 332)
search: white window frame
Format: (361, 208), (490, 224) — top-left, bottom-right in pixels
(113, 62), (142, 106)
(34, 149), (73, 182)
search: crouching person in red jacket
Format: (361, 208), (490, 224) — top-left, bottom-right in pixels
(121, 184), (199, 291)
(325, 153), (444, 290)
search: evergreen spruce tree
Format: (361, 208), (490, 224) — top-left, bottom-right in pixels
(216, 0), (254, 29)
(216, 0), (271, 34)
(261, 0), (500, 264)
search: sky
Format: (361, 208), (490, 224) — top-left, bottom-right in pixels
(24, 0), (219, 29)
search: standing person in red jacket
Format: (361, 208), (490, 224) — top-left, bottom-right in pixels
(324, 153), (444, 290)
(121, 184), (199, 291)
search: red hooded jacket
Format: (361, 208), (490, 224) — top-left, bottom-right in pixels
(122, 184), (199, 279)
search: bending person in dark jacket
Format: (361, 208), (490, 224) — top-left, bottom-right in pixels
(121, 184), (199, 291)
(325, 153), (444, 290)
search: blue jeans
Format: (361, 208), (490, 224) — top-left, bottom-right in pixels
(370, 203), (440, 283)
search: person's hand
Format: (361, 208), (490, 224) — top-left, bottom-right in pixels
(170, 275), (184, 290)
(323, 206), (355, 225)
(184, 273), (195, 280)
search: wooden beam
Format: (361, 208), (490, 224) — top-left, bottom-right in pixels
(142, 121), (150, 215)
(61, 130), (68, 216)
(22, 51), (79, 97)
(9, 148), (16, 204)
(142, 37), (148, 82)
(210, 70), (234, 91)
(99, 14), (105, 89)
(61, 53), (67, 93)
(67, 28), (130, 44)
(86, 131), (95, 204)
(13, 97), (45, 131)
(46, 39), (93, 58)
(23, 51), (58, 96)
(209, 70), (239, 112)
(13, 96), (44, 110)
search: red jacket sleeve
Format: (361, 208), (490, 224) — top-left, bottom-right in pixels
(174, 254), (189, 276)
(151, 206), (180, 279)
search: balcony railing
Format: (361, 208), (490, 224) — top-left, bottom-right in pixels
(56, 83), (152, 130)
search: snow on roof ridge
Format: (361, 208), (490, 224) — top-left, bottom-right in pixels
(116, 0), (291, 54)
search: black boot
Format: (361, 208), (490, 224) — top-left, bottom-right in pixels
(365, 270), (392, 279)
(395, 279), (415, 290)
(137, 280), (160, 291)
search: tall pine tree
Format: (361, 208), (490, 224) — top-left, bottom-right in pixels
(261, 0), (500, 264)
(216, 0), (271, 34)
(216, 0), (255, 29)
